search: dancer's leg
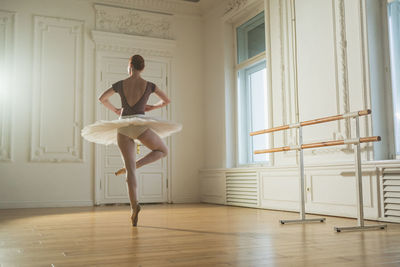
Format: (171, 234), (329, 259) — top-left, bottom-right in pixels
(136, 129), (168, 169)
(117, 133), (140, 224)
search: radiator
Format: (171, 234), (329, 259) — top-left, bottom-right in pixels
(226, 171), (259, 207)
(382, 168), (400, 220)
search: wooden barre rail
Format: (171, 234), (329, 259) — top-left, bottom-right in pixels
(254, 136), (380, 154)
(250, 109), (371, 136)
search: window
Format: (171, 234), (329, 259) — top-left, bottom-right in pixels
(387, 0), (400, 155)
(236, 12), (266, 64)
(236, 11), (269, 165)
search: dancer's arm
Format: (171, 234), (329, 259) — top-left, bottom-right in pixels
(99, 88), (122, 115)
(145, 86), (171, 111)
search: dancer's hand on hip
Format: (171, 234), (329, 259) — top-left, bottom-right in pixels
(115, 108), (123, 116)
(145, 105), (155, 112)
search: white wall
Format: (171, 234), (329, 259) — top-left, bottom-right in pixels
(0, 0), (205, 207)
(202, 0), (392, 170)
(0, 0), (96, 208)
(170, 14), (204, 203)
(199, 0), (400, 221)
(203, 3), (228, 169)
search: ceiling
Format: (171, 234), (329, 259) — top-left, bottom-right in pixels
(180, 0), (224, 14)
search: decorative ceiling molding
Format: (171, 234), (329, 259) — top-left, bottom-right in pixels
(225, 0), (249, 14)
(222, 0), (263, 22)
(92, 0), (202, 16)
(95, 4), (173, 39)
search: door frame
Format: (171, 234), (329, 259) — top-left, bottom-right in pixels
(91, 30), (176, 205)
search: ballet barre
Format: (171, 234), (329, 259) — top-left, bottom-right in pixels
(254, 136), (380, 154)
(250, 109), (371, 136)
(250, 109), (387, 232)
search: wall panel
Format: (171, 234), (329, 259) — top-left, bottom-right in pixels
(296, 0), (343, 142)
(260, 170), (300, 211)
(31, 16), (84, 162)
(200, 170), (226, 204)
(0, 10), (14, 161)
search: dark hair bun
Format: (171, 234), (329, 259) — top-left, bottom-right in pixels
(130, 55), (145, 71)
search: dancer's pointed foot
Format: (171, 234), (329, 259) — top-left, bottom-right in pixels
(115, 168), (126, 176)
(115, 163), (143, 175)
(130, 204), (141, 227)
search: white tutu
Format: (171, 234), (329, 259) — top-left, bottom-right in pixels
(81, 114), (182, 145)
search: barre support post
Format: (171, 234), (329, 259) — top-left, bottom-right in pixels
(280, 126), (326, 225)
(334, 116), (387, 232)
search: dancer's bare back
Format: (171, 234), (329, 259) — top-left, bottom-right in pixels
(121, 76), (148, 107)
(99, 76), (170, 116)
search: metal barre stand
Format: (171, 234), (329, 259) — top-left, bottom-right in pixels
(250, 110), (387, 232)
(333, 115), (386, 232)
(279, 126), (326, 225)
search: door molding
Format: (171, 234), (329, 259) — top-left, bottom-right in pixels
(92, 30), (176, 205)
(92, 30), (176, 57)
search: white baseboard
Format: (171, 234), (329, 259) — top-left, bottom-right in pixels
(378, 217), (400, 224)
(172, 196), (200, 204)
(0, 200), (94, 209)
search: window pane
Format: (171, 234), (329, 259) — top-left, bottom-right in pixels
(237, 12), (265, 64)
(388, 0), (400, 154)
(249, 67), (269, 162)
(237, 60), (269, 164)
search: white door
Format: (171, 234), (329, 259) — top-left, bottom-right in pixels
(95, 56), (170, 204)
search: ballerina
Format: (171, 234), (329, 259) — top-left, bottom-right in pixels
(81, 55), (182, 226)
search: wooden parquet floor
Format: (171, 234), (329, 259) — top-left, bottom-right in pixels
(0, 203), (399, 267)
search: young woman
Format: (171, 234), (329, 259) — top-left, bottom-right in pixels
(82, 55), (181, 226)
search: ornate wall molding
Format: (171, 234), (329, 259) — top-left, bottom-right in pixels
(223, 0), (263, 21)
(225, 0), (249, 14)
(92, 0), (202, 16)
(286, 0), (350, 157)
(333, 0), (350, 140)
(92, 30), (176, 57)
(275, 0), (299, 152)
(0, 10), (15, 161)
(279, 0), (287, 146)
(31, 16), (84, 162)
(281, 0), (298, 147)
(94, 4), (173, 40)
(297, 0), (350, 156)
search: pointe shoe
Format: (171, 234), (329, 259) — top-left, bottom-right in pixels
(130, 204), (141, 227)
(115, 168), (126, 176)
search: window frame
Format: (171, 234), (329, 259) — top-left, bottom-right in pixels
(233, 10), (272, 167)
(236, 11), (266, 65)
(381, 0), (400, 159)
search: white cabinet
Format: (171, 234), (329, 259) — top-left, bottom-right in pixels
(199, 163), (398, 221)
(258, 166), (379, 219)
(305, 167), (379, 219)
(199, 170), (226, 205)
(259, 169), (299, 211)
